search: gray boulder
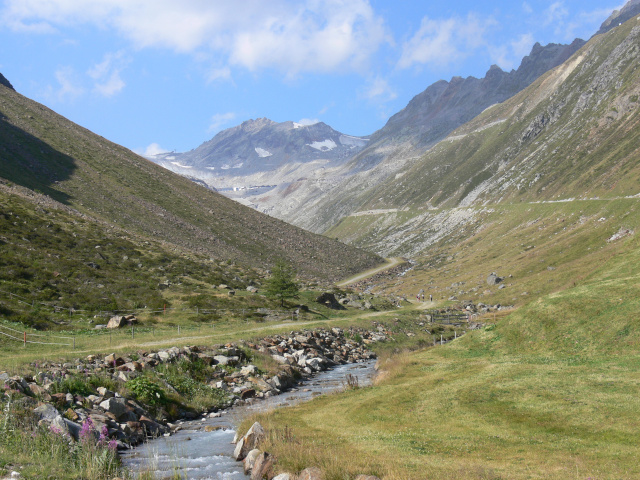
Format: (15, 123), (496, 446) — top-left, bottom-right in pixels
(233, 422), (265, 461)
(99, 397), (128, 419)
(299, 467), (323, 480)
(33, 403), (59, 422)
(243, 449), (262, 474)
(487, 273), (503, 285)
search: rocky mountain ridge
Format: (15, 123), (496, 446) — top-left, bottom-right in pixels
(150, 118), (368, 208)
(325, 15), (640, 259)
(263, 38), (587, 233)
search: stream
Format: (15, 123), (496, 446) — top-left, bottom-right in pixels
(121, 360), (378, 479)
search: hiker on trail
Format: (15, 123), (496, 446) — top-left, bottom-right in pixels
(430, 294), (433, 302)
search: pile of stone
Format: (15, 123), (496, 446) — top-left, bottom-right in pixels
(249, 327), (379, 375)
(1, 326), (388, 451)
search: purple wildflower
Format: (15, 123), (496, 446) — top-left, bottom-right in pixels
(108, 439), (117, 450)
(79, 417), (95, 442)
(99, 424), (109, 443)
(49, 424), (62, 435)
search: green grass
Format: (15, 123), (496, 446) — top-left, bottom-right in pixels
(244, 220), (640, 479)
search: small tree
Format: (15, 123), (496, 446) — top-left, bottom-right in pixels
(265, 260), (299, 307)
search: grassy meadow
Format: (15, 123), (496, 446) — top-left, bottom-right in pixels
(242, 220), (640, 479)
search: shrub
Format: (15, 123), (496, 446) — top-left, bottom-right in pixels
(125, 376), (167, 406)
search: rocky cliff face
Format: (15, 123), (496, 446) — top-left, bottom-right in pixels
(367, 39), (585, 153)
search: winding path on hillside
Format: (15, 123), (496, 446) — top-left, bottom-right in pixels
(336, 257), (407, 287)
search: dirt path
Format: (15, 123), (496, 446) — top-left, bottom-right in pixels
(336, 257), (407, 287)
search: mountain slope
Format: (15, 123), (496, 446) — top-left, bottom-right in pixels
(321, 15), (640, 309)
(252, 39), (586, 232)
(0, 82), (382, 282)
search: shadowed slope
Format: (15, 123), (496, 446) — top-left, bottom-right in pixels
(0, 82), (382, 281)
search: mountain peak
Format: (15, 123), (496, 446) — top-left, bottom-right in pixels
(240, 117), (276, 131)
(597, 0), (640, 35)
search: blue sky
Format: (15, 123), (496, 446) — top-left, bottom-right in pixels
(0, 0), (624, 155)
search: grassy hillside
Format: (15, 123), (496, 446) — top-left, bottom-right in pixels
(325, 18), (640, 259)
(0, 183), (269, 329)
(247, 220), (640, 479)
(0, 84), (382, 282)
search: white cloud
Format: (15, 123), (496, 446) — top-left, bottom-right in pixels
(0, 0), (390, 77)
(512, 33), (535, 59)
(43, 66), (85, 102)
(487, 32), (536, 71)
(361, 76), (397, 102)
(522, 2), (533, 15)
(543, 2), (569, 26)
(398, 13), (496, 69)
(138, 143), (171, 157)
(208, 112), (237, 134)
(297, 118), (320, 126)
(207, 66), (232, 83)
(87, 51), (129, 97)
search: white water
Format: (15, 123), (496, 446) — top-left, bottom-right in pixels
(122, 361), (377, 479)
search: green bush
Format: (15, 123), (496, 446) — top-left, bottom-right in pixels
(125, 376), (167, 406)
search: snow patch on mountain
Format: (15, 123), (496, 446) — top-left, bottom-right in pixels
(255, 147), (273, 157)
(307, 139), (337, 151)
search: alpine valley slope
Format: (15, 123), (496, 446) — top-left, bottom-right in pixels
(243, 15), (640, 480)
(0, 80), (382, 282)
(323, 14), (640, 310)
(327, 14), (640, 257)
(149, 40), (585, 226)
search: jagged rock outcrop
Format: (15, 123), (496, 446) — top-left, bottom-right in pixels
(0, 72), (14, 91)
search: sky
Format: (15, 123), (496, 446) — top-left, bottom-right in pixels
(0, 0), (625, 156)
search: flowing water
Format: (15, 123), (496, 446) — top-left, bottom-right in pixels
(122, 361), (377, 479)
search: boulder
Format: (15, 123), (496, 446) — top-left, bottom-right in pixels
(486, 273), (503, 286)
(33, 403), (59, 422)
(99, 397), (128, 419)
(50, 415), (70, 436)
(139, 415), (165, 437)
(250, 452), (273, 480)
(233, 422), (265, 461)
(315, 293), (344, 310)
(107, 316), (127, 329)
(243, 448), (262, 474)
(240, 365), (258, 376)
(298, 467), (323, 480)
(272, 475), (295, 480)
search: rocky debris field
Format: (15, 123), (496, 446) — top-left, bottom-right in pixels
(0, 326), (387, 453)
